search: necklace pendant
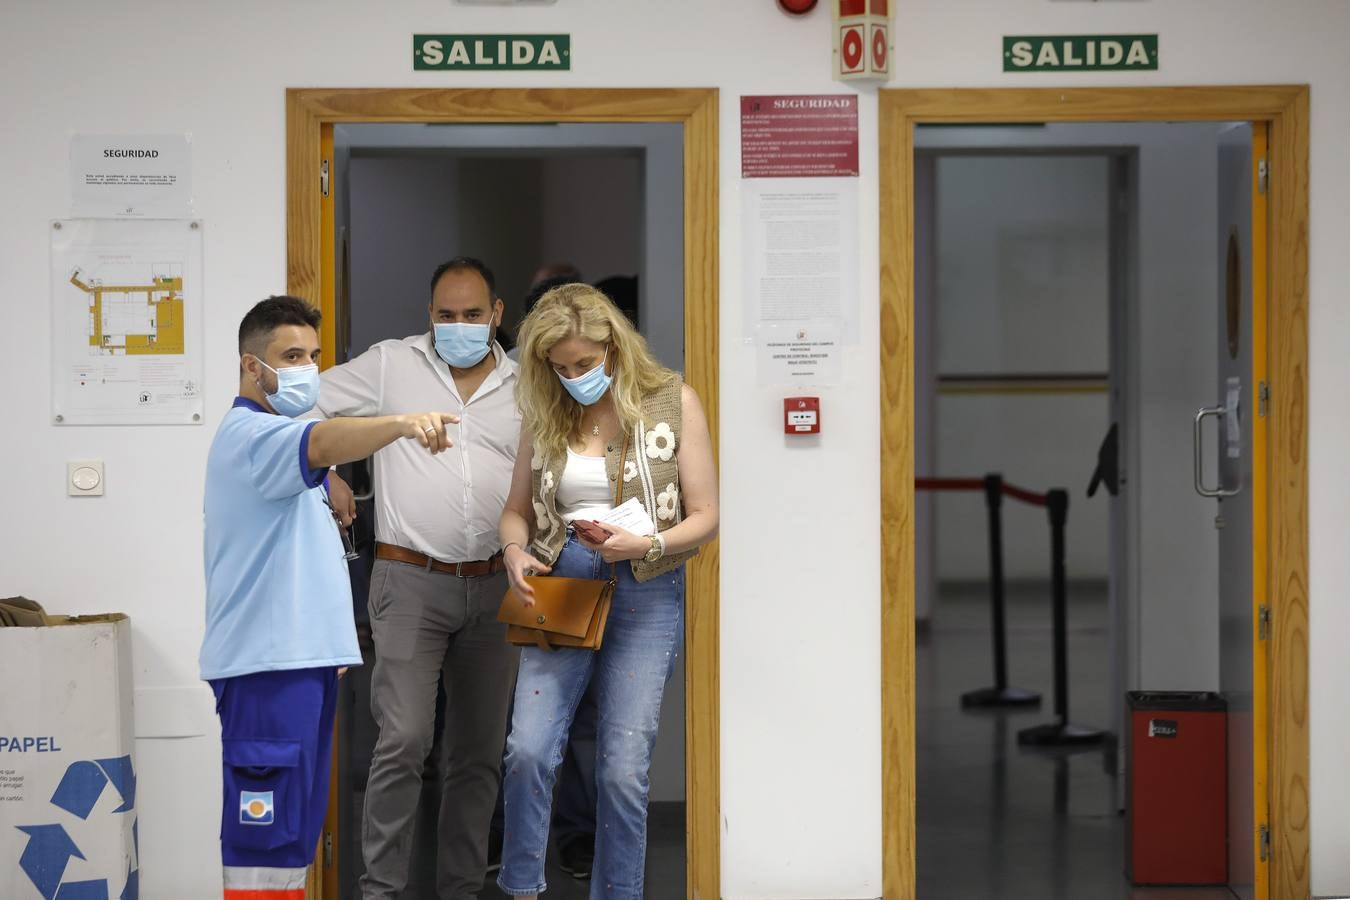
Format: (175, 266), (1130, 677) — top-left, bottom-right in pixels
(591, 423), (601, 436)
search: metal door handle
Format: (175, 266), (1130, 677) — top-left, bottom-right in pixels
(1194, 406), (1240, 498)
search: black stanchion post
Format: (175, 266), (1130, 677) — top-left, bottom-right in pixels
(987, 474), (1009, 691)
(1051, 488), (1070, 724)
(1018, 488), (1104, 746)
(961, 474), (1040, 709)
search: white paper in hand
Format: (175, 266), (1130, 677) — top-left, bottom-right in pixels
(597, 497), (657, 536)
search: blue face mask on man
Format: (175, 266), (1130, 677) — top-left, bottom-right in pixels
(557, 347), (613, 406)
(433, 322), (493, 369)
(256, 358), (321, 417)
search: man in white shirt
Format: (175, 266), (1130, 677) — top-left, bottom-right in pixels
(317, 257), (520, 900)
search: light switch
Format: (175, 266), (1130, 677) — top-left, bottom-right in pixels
(68, 460), (104, 497)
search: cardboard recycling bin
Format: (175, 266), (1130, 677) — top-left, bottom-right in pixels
(0, 604), (138, 899)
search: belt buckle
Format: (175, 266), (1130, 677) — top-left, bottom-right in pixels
(455, 561), (466, 578)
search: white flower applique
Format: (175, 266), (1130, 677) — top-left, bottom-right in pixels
(531, 447), (544, 471)
(645, 422), (675, 462)
(656, 483), (679, 522)
(533, 500), (550, 531)
(540, 471), (555, 496)
(623, 460), (639, 482)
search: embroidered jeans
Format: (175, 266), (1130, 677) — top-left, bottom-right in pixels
(497, 535), (685, 898)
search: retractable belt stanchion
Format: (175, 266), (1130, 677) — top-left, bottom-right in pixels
(962, 474), (1041, 708)
(916, 474), (1041, 709)
(1017, 488), (1104, 747)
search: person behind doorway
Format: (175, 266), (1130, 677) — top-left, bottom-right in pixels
(202, 295), (459, 900)
(505, 264), (584, 363)
(592, 274), (638, 329)
(318, 256), (522, 900)
(531, 260), (582, 288)
(496, 283), (719, 899)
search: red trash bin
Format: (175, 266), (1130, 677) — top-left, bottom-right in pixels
(1126, 691), (1227, 885)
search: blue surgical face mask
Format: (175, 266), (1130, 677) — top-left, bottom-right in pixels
(557, 347), (612, 407)
(433, 322), (493, 369)
(256, 358), (321, 417)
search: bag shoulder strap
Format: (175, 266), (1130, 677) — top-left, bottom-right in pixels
(606, 430), (630, 583)
(615, 430), (629, 507)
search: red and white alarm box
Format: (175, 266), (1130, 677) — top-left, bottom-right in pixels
(785, 397), (821, 435)
(834, 0), (891, 82)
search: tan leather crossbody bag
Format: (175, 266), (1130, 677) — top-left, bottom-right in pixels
(497, 434), (627, 651)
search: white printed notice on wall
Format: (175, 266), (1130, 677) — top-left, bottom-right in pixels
(742, 179), (859, 344)
(70, 134), (192, 217)
(756, 320), (842, 386)
(50, 219), (205, 425)
(740, 94), (859, 345)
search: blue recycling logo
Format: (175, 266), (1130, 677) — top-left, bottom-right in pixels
(15, 756), (138, 900)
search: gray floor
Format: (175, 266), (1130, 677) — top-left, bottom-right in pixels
(345, 780), (683, 898)
(336, 642), (685, 899)
(333, 580), (1235, 899)
(919, 581), (1237, 900)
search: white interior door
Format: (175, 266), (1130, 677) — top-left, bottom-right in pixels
(1212, 122), (1257, 900)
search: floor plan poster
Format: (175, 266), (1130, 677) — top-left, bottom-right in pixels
(51, 219), (204, 425)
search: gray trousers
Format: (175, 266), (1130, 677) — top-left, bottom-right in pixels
(359, 558), (519, 900)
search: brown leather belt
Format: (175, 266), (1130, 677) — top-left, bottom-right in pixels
(375, 542), (505, 577)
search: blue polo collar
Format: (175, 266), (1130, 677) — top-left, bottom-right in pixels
(232, 396), (267, 413)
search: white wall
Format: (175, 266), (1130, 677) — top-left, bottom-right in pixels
(337, 122), (686, 370)
(930, 154), (1111, 582)
(347, 151), (646, 352)
(916, 123), (1229, 708)
(914, 156), (939, 622)
(455, 156), (547, 321)
(3, 1), (1350, 897)
(539, 155), (643, 292)
(348, 155), (459, 354)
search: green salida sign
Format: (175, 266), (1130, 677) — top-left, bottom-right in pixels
(414, 34), (570, 70)
(1003, 34), (1158, 72)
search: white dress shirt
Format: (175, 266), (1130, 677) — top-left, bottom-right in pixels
(314, 334), (521, 563)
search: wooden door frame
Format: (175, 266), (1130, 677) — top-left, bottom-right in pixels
(286, 87), (721, 900)
(880, 86), (1310, 900)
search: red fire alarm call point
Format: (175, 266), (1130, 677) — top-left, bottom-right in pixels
(784, 397), (821, 435)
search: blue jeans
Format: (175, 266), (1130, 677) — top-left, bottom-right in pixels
(498, 536), (685, 898)
(552, 685), (599, 850)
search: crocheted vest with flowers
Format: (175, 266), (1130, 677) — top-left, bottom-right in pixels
(529, 376), (694, 583)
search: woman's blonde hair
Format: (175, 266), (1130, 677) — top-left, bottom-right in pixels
(516, 282), (676, 457)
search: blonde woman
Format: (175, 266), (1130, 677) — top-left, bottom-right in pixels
(496, 283), (718, 898)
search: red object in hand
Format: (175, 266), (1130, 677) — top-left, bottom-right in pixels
(573, 520), (611, 544)
(777, 0), (818, 14)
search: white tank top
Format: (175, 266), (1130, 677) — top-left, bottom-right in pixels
(556, 449), (614, 522)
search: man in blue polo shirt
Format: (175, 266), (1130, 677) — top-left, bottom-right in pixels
(202, 295), (460, 900)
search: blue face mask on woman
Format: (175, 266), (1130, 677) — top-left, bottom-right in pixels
(557, 347), (613, 406)
(256, 358), (321, 417)
(434, 322), (493, 369)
